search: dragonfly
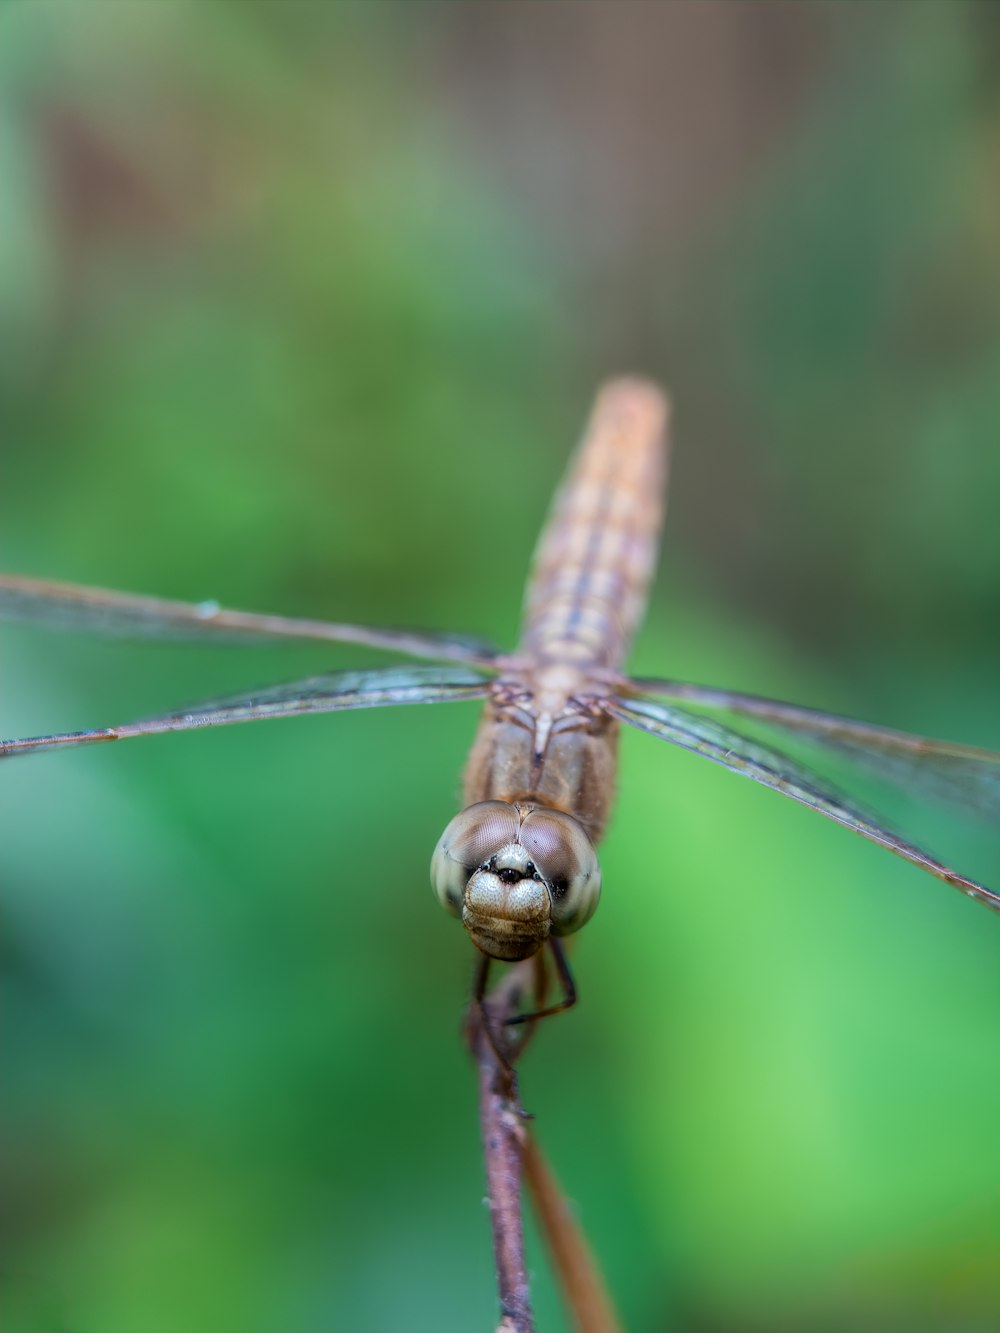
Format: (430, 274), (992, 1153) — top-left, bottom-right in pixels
(3, 378), (1000, 1014)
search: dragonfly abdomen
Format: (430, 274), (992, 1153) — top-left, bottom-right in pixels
(519, 377), (669, 675)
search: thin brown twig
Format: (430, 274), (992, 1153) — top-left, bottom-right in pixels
(471, 961), (535, 1333)
(469, 954), (623, 1333)
(523, 1130), (622, 1333)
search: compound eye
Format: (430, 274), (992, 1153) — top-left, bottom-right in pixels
(430, 801), (521, 917)
(518, 808), (601, 936)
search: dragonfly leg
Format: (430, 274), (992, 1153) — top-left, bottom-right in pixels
(504, 938), (577, 1027)
(495, 951), (548, 1062)
(468, 952), (519, 1091)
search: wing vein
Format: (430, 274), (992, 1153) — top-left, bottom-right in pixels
(1, 666), (490, 758)
(606, 695), (1000, 914)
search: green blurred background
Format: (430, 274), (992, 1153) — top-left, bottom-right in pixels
(2, 3), (1000, 1330)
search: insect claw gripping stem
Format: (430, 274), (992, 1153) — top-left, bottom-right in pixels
(504, 938), (577, 1028)
(469, 953), (521, 1097)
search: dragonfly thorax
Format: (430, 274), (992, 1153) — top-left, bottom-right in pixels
(430, 800), (601, 962)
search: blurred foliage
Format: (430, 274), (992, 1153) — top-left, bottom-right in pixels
(2, 3), (1000, 1331)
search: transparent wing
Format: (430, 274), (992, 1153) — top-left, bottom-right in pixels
(0, 574), (501, 666)
(624, 677), (1000, 818)
(0, 665), (490, 759)
(604, 694), (1000, 914)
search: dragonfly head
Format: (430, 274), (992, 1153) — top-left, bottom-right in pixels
(431, 800), (601, 962)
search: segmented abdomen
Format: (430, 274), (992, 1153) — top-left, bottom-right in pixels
(519, 378), (669, 674)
